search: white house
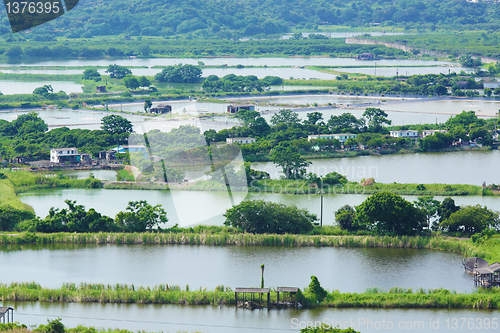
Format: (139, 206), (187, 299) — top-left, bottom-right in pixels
(307, 133), (357, 143)
(50, 148), (80, 163)
(421, 129), (448, 138)
(226, 137), (256, 144)
(389, 130), (419, 138)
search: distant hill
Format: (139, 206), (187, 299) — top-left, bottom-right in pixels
(1, 0), (500, 37)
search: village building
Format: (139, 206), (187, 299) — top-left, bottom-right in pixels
(50, 148), (92, 165)
(307, 133), (357, 143)
(226, 137), (256, 144)
(227, 105), (255, 114)
(112, 145), (148, 154)
(355, 53), (375, 60)
(389, 130), (419, 138)
(421, 129), (448, 138)
(98, 150), (116, 161)
(149, 104), (172, 114)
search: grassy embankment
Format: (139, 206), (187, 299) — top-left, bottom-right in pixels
(2, 170), (102, 194)
(0, 281), (498, 309)
(183, 178), (488, 196)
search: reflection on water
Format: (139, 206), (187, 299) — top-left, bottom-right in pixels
(1, 300), (498, 333)
(0, 80), (83, 95)
(253, 150), (500, 185)
(0, 244), (473, 292)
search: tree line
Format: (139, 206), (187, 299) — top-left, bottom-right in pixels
(224, 192), (500, 237)
(1, 0), (499, 38)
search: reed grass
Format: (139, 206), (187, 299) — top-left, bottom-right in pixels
(0, 232), (474, 252)
(0, 282), (498, 309)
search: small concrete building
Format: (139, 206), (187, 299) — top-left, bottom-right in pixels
(112, 145), (148, 154)
(226, 137), (256, 144)
(98, 150), (116, 161)
(389, 130), (419, 138)
(150, 104), (172, 114)
(421, 129), (448, 138)
(355, 53), (375, 60)
(227, 105), (255, 114)
(50, 148), (80, 164)
(307, 133), (357, 143)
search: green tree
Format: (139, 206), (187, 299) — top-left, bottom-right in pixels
(270, 109), (300, 126)
(154, 64), (202, 83)
(438, 205), (500, 235)
(139, 76), (151, 88)
(144, 99), (152, 112)
(105, 64), (132, 79)
(37, 318), (65, 333)
(362, 108), (391, 132)
(101, 115), (133, 135)
(82, 69), (102, 82)
(437, 197), (460, 223)
(356, 191), (426, 235)
(33, 85), (53, 96)
(270, 144), (311, 179)
(304, 275), (327, 304)
(123, 75), (140, 90)
(304, 112), (323, 125)
(413, 196), (440, 230)
(0, 206), (35, 231)
(224, 200), (316, 234)
(235, 109), (261, 127)
(5, 46), (23, 58)
(335, 205), (357, 231)
(115, 200), (168, 232)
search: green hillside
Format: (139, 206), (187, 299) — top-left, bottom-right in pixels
(1, 0), (500, 38)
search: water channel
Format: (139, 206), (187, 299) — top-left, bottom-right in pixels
(0, 243), (473, 293)
(1, 301), (498, 333)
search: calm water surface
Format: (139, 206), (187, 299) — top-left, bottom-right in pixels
(19, 189), (500, 227)
(253, 150), (500, 185)
(1, 301), (497, 333)
(0, 80), (83, 95)
(0, 244), (473, 293)
(0, 57), (457, 68)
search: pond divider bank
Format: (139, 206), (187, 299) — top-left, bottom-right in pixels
(0, 282), (498, 309)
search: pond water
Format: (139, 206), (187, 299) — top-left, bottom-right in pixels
(1, 301), (497, 333)
(0, 109), (157, 131)
(18, 188), (500, 227)
(339, 65), (471, 77)
(0, 80), (83, 95)
(0, 57), (456, 68)
(0, 243), (473, 293)
(253, 150), (500, 185)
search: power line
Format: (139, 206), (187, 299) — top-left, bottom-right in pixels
(15, 312), (297, 332)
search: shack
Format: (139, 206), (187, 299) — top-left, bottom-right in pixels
(150, 104), (172, 114)
(276, 287), (299, 307)
(474, 262), (500, 288)
(0, 307), (14, 324)
(235, 288), (270, 308)
(227, 105), (255, 114)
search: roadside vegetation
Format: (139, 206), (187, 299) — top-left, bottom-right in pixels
(0, 321), (203, 333)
